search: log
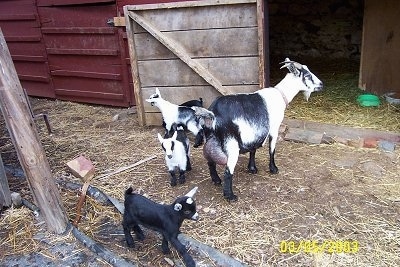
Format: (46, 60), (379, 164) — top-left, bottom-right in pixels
(0, 29), (68, 233)
(71, 224), (137, 267)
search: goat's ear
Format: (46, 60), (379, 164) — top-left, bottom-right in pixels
(185, 186), (198, 198)
(174, 203), (182, 211)
(157, 133), (164, 143)
(280, 58), (302, 76)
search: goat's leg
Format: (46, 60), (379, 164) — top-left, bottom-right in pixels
(193, 129), (204, 147)
(247, 150), (258, 174)
(122, 220), (135, 248)
(133, 224), (144, 241)
(186, 156), (192, 171)
(223, 168), (237, 201)
(268, 136), (279, 174)
(170, 237), (196, 267)
(207, 161), (221, 185)
(161, 235), (171, 254)
(187, 121), (203, 147)
(223, 140), (239, 201)
(169, 170), (177, 186)
(178, 170), (186, 184)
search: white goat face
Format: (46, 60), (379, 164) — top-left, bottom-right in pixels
(158, 131), (177, 159)
(280, 58), (323, 101)
(145, 88), (162, 106)
(300, 65), (323, 100)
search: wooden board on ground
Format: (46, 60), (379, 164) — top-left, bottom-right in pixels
(124, 0), (268, 126)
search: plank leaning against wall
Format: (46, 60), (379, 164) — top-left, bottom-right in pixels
(0, 29), (68, 234)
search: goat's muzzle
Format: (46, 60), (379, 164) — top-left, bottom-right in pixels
(167, 154), (173, 159)
(191, 212), (199, 221)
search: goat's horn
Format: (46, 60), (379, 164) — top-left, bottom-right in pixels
(185, 186), (198, 198)
(279, 61), (303, 70)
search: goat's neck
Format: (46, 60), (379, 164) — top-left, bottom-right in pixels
(156, 98), (175, 112)
(274, 74), (303, 105)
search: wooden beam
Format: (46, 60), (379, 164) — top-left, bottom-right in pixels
(125, 0), (256, 11)
(257, 0), (267, 88)
(124, 6), (146, 126)
(128, 11), (234, 96)
(0, 29), (68, 233)
(0, 154), (11, 209)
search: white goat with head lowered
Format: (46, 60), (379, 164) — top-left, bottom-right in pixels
(146, 88), (204, 147)
(193, 58), (323, 201)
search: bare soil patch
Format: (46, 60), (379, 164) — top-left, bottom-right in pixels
(1, 97), (399, 266)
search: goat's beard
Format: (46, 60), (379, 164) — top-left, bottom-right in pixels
(303, 91), (311, 101)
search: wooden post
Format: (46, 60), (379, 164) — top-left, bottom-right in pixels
(0, 154), (11, 209)
(0, 29), (68, 233)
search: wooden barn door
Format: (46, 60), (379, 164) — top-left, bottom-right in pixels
(359, 0), (400, 96)
(124, 0), (267, 126)
(37, 0), (135, 107)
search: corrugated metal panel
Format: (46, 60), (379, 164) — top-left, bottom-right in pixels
(38, 2), (134, 106)
(0, 0), (55, 98)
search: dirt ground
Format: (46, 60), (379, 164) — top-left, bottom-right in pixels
(1, 96), (399, 267)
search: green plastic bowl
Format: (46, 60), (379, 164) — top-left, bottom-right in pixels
(357, 94), (381, 107)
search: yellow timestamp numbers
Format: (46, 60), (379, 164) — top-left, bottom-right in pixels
(280, 240), (359, 254)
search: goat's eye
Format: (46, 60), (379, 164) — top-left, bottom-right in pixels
(184, 210), (191, 215)
(303, 72), (312, 80)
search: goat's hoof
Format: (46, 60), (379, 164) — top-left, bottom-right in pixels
(179, 179), (186, 184)
(162, 247), (171, 254)
(224, 193), (238, 202)
(170, 181), (177, 186)
(223, 190), (238, 201)
(193, 141), (203, 148)
(269, 168), (279, 174)
(136, 233), (145, 241)
(248, 167), (258, 174)
(212, 180), (222, 186)
(127, 242), (135, 248)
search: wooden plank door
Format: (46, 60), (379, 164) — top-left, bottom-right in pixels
(359, 0), (400, 96)
(124, 0), (267, 126)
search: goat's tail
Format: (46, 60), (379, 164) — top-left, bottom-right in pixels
(125, 187), (134, 196)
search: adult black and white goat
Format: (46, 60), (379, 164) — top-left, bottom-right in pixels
(122, 187), (199, 267)
(146, 88), (204, 147)
(158, 125), (192, 186)
(193, 58), (323, 201)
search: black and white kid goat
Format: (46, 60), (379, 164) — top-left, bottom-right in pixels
(158, 124), (192, 186)
(146, 88), (204, 147)
(193, 58), (323, 201)
(122, 186), (199, 267)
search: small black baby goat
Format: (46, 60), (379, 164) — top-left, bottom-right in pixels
(122, 187), (199, 267)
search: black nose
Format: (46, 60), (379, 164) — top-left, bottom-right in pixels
(315, 84), (323, 91)
(167, 155), (172, 159)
